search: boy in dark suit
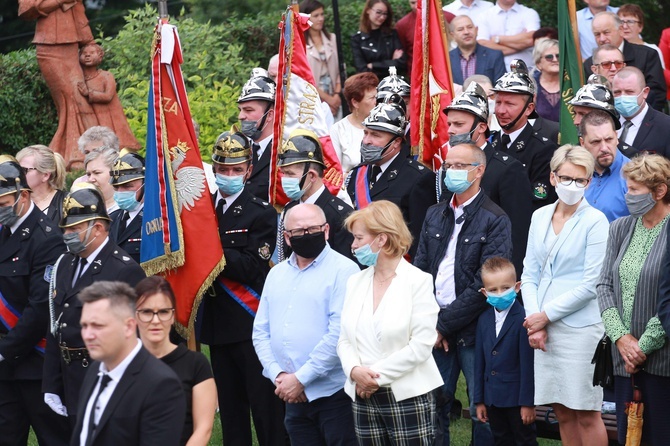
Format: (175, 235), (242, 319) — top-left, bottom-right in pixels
(474, 257), (537, 446)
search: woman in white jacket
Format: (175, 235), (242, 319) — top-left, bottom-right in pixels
(338, 200), (443, 445)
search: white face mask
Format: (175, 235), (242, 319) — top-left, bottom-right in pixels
(555, 181), (584, 206)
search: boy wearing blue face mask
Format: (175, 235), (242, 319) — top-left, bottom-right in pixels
(474, 256), (537, 446)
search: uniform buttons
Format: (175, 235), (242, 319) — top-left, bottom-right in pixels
(492, 351), (497, 355)
(435, 234), (440, 238)
(231, 241), (235, 244)
(464, 238), (469, 242)
(491, 371), (497, 375)
(480, 237), (485, 241)
(64, 303), (69, 308)
(61, 323), (67, 328)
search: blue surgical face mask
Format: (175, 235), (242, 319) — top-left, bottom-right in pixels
(353, 238), (380, 267)
(485, 287), (517, 311)
(215, 173), (245, 196)
(443, 167), (475, 194)
(614, 92), (642, 118)
(281, 173), (308, 201)
(113, 190), (141, 212)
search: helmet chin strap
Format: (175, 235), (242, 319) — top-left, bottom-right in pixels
(501, 95), (533, 131)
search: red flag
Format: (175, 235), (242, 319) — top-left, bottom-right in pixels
(142, 19), (225, 337)
(270, 5), (344, 206)
(410, 0), (455, 170)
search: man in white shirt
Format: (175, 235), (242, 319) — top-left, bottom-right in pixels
(476, 0), (540, 69)
(576, 0), (618, 61)
(443, 0), (493, 28)
(74, 281), (184, 446)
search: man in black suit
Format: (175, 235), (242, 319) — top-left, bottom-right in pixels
(74, 281), (185, 446)
(584, 11), (666, 111)
(490, 59), (558, 210)
(613, 67), (670, 159)
(198, 131), (286, 446)
(345, 95), (436, 258)
(276, 129), (355, 263)
(109, 152), (145, 264)
(443, 82), (532, 278)
(570, 74), (639, 159)
(0, 156), (70, 445)
(237, 68), (276, 201)
(43, 183), (145, 433)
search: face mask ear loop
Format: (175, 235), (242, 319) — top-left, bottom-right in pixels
(298, 163), (311, 191)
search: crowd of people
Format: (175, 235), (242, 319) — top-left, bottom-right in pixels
(4, 0), (670, 446)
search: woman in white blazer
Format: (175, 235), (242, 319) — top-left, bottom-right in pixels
(521, 145), (609, 446)
(338, 201), (442, 445)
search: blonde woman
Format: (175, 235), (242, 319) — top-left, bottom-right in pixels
(16, 144), (66, 224)
(338, 200), (442, 445)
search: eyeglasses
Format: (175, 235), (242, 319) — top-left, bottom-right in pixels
(554, 173), (589, 188)
(136, 308), (175, 322)
(620, 19), (640, 27)
(21, 167), (38, 174)
(443, 162), (480, 170)
(595, 60), (624, 70)
(372, 9), (388, 17)
(285, 223), (326, 237)
(543, 54), (559, 62)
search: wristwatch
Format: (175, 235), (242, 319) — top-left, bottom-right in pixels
(494, 36), (500, 44)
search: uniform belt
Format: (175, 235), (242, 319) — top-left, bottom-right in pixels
(59, 345), (90, 367)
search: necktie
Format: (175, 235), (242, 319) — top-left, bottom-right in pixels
(620, 120), (633, 145)
(118, 211), (130, 237)
(501, 134), (511, 152)
(252, 144), (260, 165)
(77, 258), (88, 282)
(216, 199), (226, 216)
(0, 226), (10, 243)
(85, 373), (112, 446)
(368, 165), (382, 188)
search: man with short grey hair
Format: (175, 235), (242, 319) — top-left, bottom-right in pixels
(73, 281), (184, 446)
(584, 11), (666, 110)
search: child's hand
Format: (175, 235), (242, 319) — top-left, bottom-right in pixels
(476, 403), (488, 423)
(520, 406), (535, 425)
(77, 81), (89, 97)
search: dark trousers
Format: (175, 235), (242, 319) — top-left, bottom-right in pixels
(614, 371), (670, 445)
(0, 379), (70, 446)
(209, 341), (286, 446)
(284, 389), (356, 446)
(486, 405), (537, 446)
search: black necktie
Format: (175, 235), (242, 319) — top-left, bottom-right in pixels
(368, 165), (381, 188)
(85, 373), (112, 446)
(118, 211), (130, 237)
(501, 134), (511, 152)
(216, 199), (226, 216)
(252, 144), (260, 165)
(0, 226), (10, 243)
(620, 120), (633, 145)
(77, 258), (88, 281)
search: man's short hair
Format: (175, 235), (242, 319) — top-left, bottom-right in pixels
(78, 281), (137, 316)
(614, 66), (646, 89)
(592, 44), (623, 65)
(579, 109), (616, 136)
(594, 11), (621, 29)
(463, 74), (492, 91)
(78, 126), (119, 154)
(451, 142), (487, 166)
(481, 256), (517, 280)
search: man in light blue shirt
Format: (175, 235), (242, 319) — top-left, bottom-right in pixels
(580, 110), (630, 222)
(576, 0), (618, 61)
(253, 203), (359, 444)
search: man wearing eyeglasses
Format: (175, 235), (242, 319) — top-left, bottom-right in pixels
(414, 143), (513, 446)
(43, 183), (145, 440)
(253, 203), (359, 444)
(590, 44), (625, 83)
(579, 110), (630, 222)
(584, 11), (666, 111)
(198, 131), (286, 446)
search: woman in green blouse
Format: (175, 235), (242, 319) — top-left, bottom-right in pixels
(597, 154), (670, 445)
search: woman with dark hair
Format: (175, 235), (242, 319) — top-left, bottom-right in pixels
(134, 276), (217, 446)
(330, 72), (379, 174)
(351, 0), (406, 79)
(299, 0), (342, 119)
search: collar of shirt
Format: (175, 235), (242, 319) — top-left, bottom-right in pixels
(450, 188), (481, 220)
(502, 123), (527, 147)
(256, 135), (273, 159)
(287, 242), (331, 271)
(81, 237), (110, 268)
(493, 1), (520, 14)
(216, 189), (244, 214)
(618, 40), (625, 53)
(9, 200), (35, 234)
(377, 152), (399, 177)
(618, 102), (648, 138)
(582, 5), (617, 20)
(302, 185), (325, 204)
(126, 203), (144, 223)
(458, 48), (477, 61)
(99, 339), (142, 378)
(594, 149), (625, 178)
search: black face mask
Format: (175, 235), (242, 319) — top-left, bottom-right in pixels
(289, 232), (326, 259)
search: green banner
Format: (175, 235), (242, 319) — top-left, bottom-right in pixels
(558, 0), (583, 145)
